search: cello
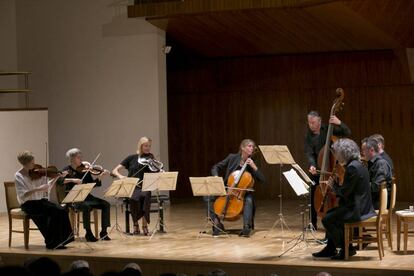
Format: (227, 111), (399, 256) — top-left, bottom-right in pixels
(213, 158), (255, 221)
(313, 88), (346, 218)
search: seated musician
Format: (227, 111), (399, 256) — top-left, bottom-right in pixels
(14, 151), (74, 249)
(369, 134), (394, 174)
(112, 137), (163, 235)
(362, 137), (392, 209)
(312, 138), (375, 259)
(304, 111), (351, 230)
(57, 148), (111, 242)
(206, 139), (265, 237)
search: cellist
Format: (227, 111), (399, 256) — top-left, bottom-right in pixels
(304, 111), (351, 230)
(205, 139), (265, 237)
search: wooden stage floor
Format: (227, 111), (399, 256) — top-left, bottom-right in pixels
(0, 199), (413, 276)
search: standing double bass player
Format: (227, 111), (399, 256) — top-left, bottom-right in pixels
(304, 105), (351, 230)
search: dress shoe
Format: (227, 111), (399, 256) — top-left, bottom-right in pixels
(85, 232), (98, 242)
(212, 222), (225, 237)
(239, 225), (253, 238)
(100, 231), (111, 241)
(312, 245), (337, 258)
(331, 246), (357, 260)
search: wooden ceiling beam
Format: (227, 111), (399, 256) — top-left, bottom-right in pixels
(127, 0), (339, 18)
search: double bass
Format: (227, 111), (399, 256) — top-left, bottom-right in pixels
(313, 88), (346, 218)
(213, 158), (255, 221)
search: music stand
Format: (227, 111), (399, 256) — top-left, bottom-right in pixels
(259, 145), (295, 239)
(62, 183), (96, 249)
(103, 177), (139, 238)
(142, 171), (178, 240)
(189, 176), (228, 238)
(278, 165), (324, 257)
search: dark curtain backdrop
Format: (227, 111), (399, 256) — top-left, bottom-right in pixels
(167, 49), (414, 201)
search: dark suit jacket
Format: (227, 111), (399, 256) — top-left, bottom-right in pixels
(211, 153), (265, 185)
(333, 159), (376, 222)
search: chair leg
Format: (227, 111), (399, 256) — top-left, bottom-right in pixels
(8, 217), (12, 247)
(404, 221), (408, 254)
(93, 209), (99, 237)
(345, 225), (350, 260)
(358, 226), (363, 250)
(376, 227), (382, 260)
(397, 216), (401, 251)
(388, 214), (393, 250)
(23, 218), (30, 249)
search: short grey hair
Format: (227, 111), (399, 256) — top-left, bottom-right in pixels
(66, 148), (82, 159)
(307, 110), (321, 119)
(333, 138), (360, 164)
(369, 133), (385, 148)
(365, 137), (379, 153)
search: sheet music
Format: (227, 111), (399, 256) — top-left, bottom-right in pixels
(292, 163), (313, 184)
(283, 169), (309, 196)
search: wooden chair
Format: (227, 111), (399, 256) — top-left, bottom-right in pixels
(383, 182), (396, 249)
(344, 183), (387, 260)
(396, 210), (414, 254)
(55, 183), (99, 238)
(363, 181), (396, 250)
(4, 181), (38, 249)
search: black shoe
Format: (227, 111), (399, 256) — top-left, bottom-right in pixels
(212, 223), (225, 237)
(85, 232), (98, 242)
(100, 232), (111, 241)
(312, 245), (337, 258)
(239, 225), (253, 238)
(331, 246), (357, 260)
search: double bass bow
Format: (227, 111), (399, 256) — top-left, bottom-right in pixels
(313, 88), (346, 218)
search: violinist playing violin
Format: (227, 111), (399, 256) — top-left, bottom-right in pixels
(304, 111), (351, 230)
(207, 139), (265, 237)
(14, 151), (74, 249)
(57, 148), (111, 242)
(312, 138), (375, 260)
(112, 137), (163, 236)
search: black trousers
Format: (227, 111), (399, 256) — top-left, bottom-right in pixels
(322, 206), (348, 249)
(310, 175), (320, 227)
(74, 194), (110, 231)
(21, 199), (74, 249)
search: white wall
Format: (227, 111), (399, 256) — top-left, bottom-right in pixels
(0, 110), (48, 212)
(10, 0), (168, 198)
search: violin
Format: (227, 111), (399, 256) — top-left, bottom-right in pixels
(76, 161), (117, 178)
(138, 154), (164, 172)
(29, 164), (64, 180)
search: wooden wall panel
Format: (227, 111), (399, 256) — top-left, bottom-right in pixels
(167, 49), (414, 201)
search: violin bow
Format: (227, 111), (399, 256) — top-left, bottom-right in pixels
(80, 152), (101, 182)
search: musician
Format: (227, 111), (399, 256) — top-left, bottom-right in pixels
(112, 137), (162, 235)
(312, 139), (375, 259)
(58, 148), (111, 242)
(369, 134), (394, 174)
(362, 137), (392, 209)
(14, 151), (74, 249)
(304, 111), (351, 230)
(206, 139), (265, 237)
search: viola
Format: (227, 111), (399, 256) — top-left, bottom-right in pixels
(29, 164), (63, 180)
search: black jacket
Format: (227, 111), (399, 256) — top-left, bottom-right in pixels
(211, 153), (265, 185)
(334, 159), (376, 222)
(304, 122), (351, 168)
